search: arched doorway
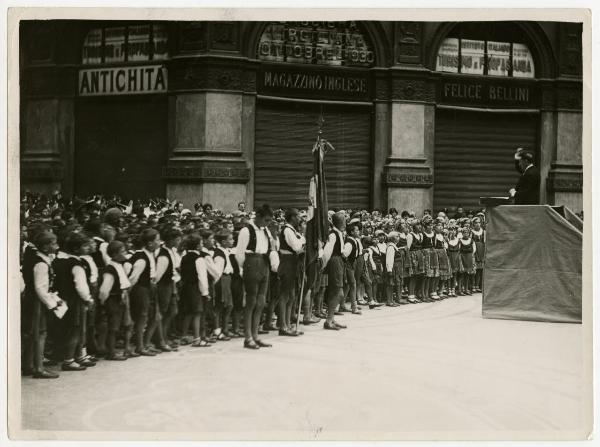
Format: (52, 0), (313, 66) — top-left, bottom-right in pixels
(252, 21), (378, 210)
(75, 23), (169, 200)
(431, 22), (543, 211)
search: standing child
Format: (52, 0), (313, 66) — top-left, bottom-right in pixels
(127, 228), (161, 356)
(179, 233), (212, 347)
(78, 235), (99, 364)
(154, 227), (183, 351)
(213, 229), (235, 339)
(200, 230), (219, 343)
(374, 230), (387, 303)
(446, 225), (460, 297)
(22, 230), (62, 378)
(396, 223), (410, 304)
(458, 227), (477, 295)
(434, 220), (450, 298)
(383, 232), (399, 307)
(229, 226), (244, 338)
(53, 231), (95, 371)
(407, 220), (424, 302)
(471, 217), (485, 293)
(98, 240), (131, 360)
(420, 216), (439, 301)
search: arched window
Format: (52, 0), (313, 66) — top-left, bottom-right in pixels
(82, 23), (168, 65)
(436, 22), (535, 78)
(257, 21), (374, 67)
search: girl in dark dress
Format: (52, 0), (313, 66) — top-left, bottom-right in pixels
(471, 217), (486, 293)
(458, 227), (476, 296)
(446, 225), (461, 297)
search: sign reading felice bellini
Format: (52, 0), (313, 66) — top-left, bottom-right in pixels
(79, 65), (167, 96)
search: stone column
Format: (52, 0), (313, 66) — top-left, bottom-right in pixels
(547, 110), (583, 213)
(383, 67), (435, 215)
(544, 23), (583, 213)
(164, 35), (256, 212)
(20, 22), (77, 196)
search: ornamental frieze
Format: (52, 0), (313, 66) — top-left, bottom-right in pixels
(163, 166), (250, 183)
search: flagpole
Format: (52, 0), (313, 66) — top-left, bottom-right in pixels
(295, 110), (325, 331)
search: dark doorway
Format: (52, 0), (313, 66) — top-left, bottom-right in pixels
(75, 96), (167, 200)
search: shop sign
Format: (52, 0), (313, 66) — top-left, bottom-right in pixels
(79, 65), (167, 96)
(439, 78), (537, 108)
(259, 67), (371, 101)
(258, 22), (374, 67)
(436, 38), (535, 78)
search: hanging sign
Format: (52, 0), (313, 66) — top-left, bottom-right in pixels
(78, 65), (167, 96)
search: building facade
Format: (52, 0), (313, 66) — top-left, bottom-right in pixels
(20, 20), (583, 213)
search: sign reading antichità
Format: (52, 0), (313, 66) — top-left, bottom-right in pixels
(79, 65), (167, 96)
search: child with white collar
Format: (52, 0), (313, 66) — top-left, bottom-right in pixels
(98, 240), (131, 360)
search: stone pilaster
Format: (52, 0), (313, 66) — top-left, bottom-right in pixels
(165, 55), (257, 211)
(20, 22), (78, 196)
(384, 63), (436, 214)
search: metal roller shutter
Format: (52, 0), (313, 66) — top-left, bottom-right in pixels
(434, 109), (538, 211)
(255, 100), (372, 210)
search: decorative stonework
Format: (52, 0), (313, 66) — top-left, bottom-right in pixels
(555, 83), (583, 111)
(23, 21), (55, 64)
(540, 83), (556, 111)
(163, 165), (250, 183)
(22, 66), (78, 98)
(374, 71), (390, 101)
(169, 59), (256, 93)
(383, 164), (433, 188)
(559, 23), (583, 77)
(209, 22), (240, 52)
(21, 165), (64, 181)
(178, 22), (208, 53)
(395, 22), (423, 65)
(384, 173), (433, 188)
(392, 78), (435, 103)
(546, 166), (583, 193)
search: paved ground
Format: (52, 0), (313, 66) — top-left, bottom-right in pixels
(18, 294), (586, 440)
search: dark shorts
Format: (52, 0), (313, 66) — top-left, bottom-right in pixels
(216, 274), (233, 309)
(105, 294), (125, 332)
(181, 282), (204, 315)
(129, 284), (151, 322)
(23, 296), (49, 335)
(62, 298), (82, 328)
(231, 274), (244, 310)
(278, 254), (299, 289)
(326, 256), (345, 289)
(157, 281), (178, 316)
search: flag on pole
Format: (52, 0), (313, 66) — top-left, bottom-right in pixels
(305, 126), (332, 290)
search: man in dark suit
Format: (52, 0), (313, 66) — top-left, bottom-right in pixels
(509, 148), (541, 205)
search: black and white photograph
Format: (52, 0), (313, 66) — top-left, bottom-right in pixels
(5, 6), (592, 442)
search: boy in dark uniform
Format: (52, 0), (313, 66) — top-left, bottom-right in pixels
(156, 227), (182, 350)
(235, 204), (274, 349)
(342, 221), (362, 315)
(277, 208), (305, 336)
(322, 212), (351, 330)
(98, 240), (131, 360)
(127, 228), (161, 356)
(53, 231), (95, 371)
(22, 231), (62, 378)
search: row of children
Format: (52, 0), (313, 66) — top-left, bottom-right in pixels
(20, 200), (486, 378)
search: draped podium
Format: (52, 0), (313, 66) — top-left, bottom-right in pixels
(481, 204), (582, 324)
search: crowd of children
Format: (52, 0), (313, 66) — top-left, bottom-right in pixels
(20, 192), (486, 379)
